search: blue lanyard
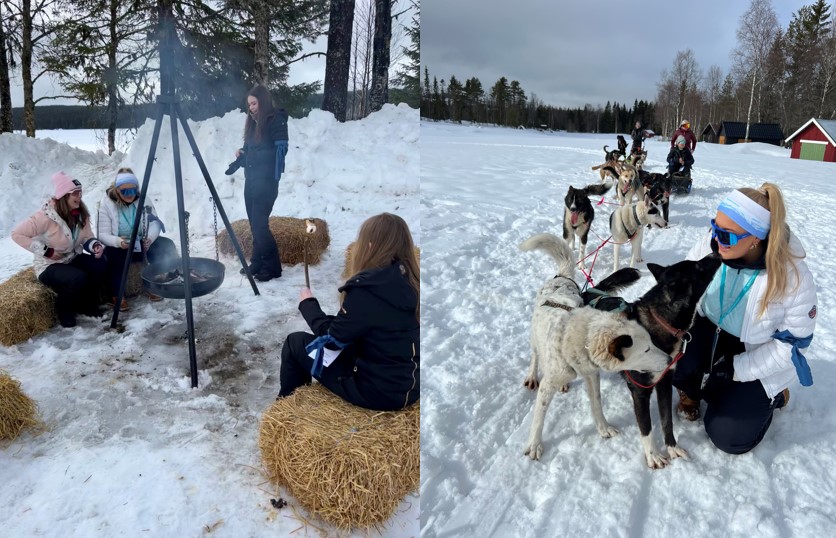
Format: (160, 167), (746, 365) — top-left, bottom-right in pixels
(710, 265), (759, 361)
(120, 204), (138, 235)
(71, 223), (79, 243)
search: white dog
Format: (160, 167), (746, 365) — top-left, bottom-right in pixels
(519, 233), (671, 461)
(609, 200), (667, 271)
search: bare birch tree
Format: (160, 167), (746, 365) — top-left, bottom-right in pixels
(0, 2), (14, 133)
(733, 0), (779, 141)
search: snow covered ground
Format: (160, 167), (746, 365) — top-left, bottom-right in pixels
(420, 121), (836, 537)
(0, 105), (419, 537)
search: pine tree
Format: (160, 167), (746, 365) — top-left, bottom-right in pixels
(393, 0), (419, 107)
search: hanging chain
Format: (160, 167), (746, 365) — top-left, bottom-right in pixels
(183, 211), (191, 258)
(211, 196), (219, 261)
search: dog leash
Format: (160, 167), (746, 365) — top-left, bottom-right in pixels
(625, 312), (693, 389)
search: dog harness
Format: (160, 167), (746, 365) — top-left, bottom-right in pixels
(541, 300), (574, 312)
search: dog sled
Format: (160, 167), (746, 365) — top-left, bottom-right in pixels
(670, 171), (692, 194)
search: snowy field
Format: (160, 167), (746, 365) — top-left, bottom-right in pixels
(420, 121), (836, 537)
(13, 128), (136, 154)
(0, 105), (419, 537)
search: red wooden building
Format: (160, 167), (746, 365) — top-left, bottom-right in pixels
(785, 118), (836, 162)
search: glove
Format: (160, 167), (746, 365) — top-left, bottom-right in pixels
(225, 154), (245, 175)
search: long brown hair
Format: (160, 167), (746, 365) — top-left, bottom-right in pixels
(244, 84), (275, 144)
(739, 183), (801, 317)
(54, 194), (89, 230)
(347, 213), (420, 318)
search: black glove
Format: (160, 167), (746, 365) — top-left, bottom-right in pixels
(225, 154), (245, 175)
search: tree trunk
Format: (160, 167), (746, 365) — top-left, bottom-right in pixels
(158, 0), (176, 96)
(22, 0), (35, 136)
(253, 3), (270, 86)
(106, 0), (118, 154)
(368, 0), (391, 113)
(322, 0), (355, 122)
(0, 1), (13, 133)
(745, 68), (756, 141)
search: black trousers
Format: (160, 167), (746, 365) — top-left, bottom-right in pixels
(243, 176), (282, 275)
(672, 315), (781, 454)
(280, 331), (392, 410)
(39, 254), (108, 319)
(104, 236), (178, 295)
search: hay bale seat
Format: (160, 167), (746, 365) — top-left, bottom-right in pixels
(341, 242), (421, 279)
(216, 217), (330, 266)
(259, 384), (419, 530)
(0, 369), (40, 441)
(0, 263), (144, 346)
(0, 269), (56, 346)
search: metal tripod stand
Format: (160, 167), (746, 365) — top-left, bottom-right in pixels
(108, 93), (260, 388)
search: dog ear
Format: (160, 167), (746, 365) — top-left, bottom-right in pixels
(608, 334), (633, 361)
(646, 263), (667, 281)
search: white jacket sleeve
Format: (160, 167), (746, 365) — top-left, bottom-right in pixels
(733, 262), (817, 383)
(144, 202), (162, 243)
(97, 196), (122, 248)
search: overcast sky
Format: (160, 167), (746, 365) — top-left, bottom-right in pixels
(422, 0), (811, 109)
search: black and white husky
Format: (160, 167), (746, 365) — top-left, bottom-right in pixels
(563, 182), (612, 268)
(609, 200), (667, 271)
(519, 233), (671, 461)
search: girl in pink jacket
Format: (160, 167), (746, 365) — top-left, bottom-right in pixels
(12, 172), (107, 328)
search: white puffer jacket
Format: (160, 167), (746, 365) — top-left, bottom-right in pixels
(96, 190), (163, 248)
(687, 231), (818, 398)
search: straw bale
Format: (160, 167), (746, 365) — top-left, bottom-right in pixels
(216, 217), (330, 266)
(259, 384), (419, 530)
(0, 269), (56, 346)
(0, 370), (40, 440)
(341, 242), (421, 279)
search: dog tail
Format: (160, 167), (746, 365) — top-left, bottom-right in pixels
(591, 268), (641, 295)
(602, 165), (619, 177)
(519, 233), (576, 278)
(603, 145), (610, 153)
(584, 182), (612, 196)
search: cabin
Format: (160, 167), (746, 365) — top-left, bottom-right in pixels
(700, 123), (720, 144)
(784, 118), (836, 163)
(717, 122), (784, 146)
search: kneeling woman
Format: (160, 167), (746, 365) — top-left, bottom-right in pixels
(97, 168), (178, 309)
(279, 213), (420, 411)
(673, 183), (817, 454)
(12, 172), (107, 328)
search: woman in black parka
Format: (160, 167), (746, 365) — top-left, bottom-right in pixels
(279, 213), (420, 411)
(234, 84), (289, 282)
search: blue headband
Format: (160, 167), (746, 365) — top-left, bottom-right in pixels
(115, 172), (139, 188)
(717, 190), (771, 240)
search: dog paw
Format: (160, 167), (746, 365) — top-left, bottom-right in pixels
(597, 424), (620, 438)
(524, 443), (543, 461)
(667, 445), (689, 460)
(523, 376), (539, 390)
(558, 383), (570, 393)
(644, 450), (670, 469)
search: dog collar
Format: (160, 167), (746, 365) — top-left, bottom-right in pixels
(649, 310), (690, 340)
(542, 300), (574, 312)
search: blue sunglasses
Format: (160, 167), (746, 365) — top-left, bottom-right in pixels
(118, 187), (138, 197)
(711, 219), (751, 246)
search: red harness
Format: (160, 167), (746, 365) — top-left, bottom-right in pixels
(625, 310), (692, 389)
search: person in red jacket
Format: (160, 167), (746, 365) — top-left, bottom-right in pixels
(670, 119), (697, 152)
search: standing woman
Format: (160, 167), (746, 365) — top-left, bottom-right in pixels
(279, 213), (420, 411)
(12, 172), (107, 328)
(97, 168), (178, 309)
(673, 183), (817, 454)
(233, 84), (289, 282)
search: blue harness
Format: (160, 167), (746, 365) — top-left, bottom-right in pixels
(771, 330), (814, 386)
(305, 334), (348, 378)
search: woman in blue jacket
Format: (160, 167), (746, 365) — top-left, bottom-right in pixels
(233, 84), (289, 282)
(673, 183), (817, 454)
(278, 213), (420, 411)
